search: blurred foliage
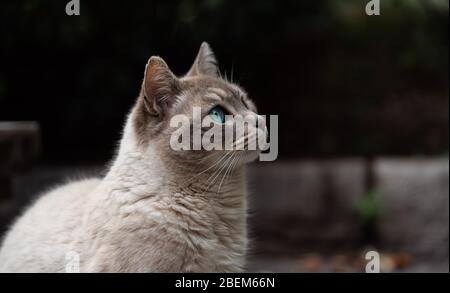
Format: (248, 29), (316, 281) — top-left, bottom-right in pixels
(0, 0), (448, 161)
(354, 189), (383, 223)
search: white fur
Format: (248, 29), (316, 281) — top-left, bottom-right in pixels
(0, 115), (248, 272)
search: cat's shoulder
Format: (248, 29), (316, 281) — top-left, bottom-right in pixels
(22, 177), (101, 214)
(40, 177), (101, 198)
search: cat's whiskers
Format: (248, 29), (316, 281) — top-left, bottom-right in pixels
(181, 149), (232, 181)
(179, 152), (220, 186)
(181, 151), (231, 192)
(232, 132), (258, 150)
(180, 132), (256, 195)
(202, 151), (235, 194)
(228, 152), (244, 188)
(205, 152), (233, 185)
(218, 152), (239, 192)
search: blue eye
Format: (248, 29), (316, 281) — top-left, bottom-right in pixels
(209, 106), (226, 124)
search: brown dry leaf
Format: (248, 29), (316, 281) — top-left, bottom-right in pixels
(392, 252), (412, 269)
(380, 254), (396, 273)
(329, 254), (351, 272)
(300, 254), (323, 272)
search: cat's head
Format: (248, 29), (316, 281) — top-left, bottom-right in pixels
(129, 42), (266, 169)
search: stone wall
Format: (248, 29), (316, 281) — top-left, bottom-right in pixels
(375, 159), (449, 259)
(247, 158), (449, 262)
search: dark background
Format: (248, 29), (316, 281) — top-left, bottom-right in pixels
(0, 0), (449, 273)
(1, 0), (448, 163)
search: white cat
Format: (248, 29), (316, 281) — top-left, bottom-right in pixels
(0, 43), (264, 272)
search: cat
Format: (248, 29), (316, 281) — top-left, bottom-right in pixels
(0, 42), (265, 272)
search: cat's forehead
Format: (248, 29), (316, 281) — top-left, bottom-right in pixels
(180, 76), (246, 98)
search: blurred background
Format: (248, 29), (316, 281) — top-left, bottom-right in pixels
(0, 0), (448, 272)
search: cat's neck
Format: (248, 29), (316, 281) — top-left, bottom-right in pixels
(105, 146), (245, 200)
(101, 118), (246, 205)
(97, 119), (248, 271)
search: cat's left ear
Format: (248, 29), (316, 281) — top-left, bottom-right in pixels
(186, 42), (219, 78)
(141, 56), (180, 117)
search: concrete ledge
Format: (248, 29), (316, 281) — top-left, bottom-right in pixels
(247, 158), (449, 260)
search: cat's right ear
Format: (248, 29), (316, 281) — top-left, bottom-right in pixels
(186, 42), (219, 78)
(141, 56), (180, 117)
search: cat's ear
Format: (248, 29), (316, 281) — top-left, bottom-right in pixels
(141, 56), (180, 116)
(186, 42), (219, 78)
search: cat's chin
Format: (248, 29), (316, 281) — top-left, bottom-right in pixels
(240, 150), (261, 164)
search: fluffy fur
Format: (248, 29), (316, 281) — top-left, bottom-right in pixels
(0, 42), (262, 272)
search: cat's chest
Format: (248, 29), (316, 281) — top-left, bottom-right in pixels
(84, 183), (248, 272)
(122, 194), (247, 271)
